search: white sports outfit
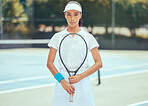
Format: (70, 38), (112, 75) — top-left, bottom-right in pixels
(47, 27), (99, 106)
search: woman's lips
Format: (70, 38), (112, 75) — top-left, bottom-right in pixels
(70, 22), (76, 24)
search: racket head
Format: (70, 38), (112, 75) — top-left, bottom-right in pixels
(59, 33), (88, 76)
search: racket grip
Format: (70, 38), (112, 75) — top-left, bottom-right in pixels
(69, 94), (73, 102)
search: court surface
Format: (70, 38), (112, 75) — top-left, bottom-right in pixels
(0, 48), (148, 106)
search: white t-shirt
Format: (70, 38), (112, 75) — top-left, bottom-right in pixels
(47, 27), (99, 72)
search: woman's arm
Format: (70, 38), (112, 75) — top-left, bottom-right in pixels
(47, 47), (58, 76)
(69, 47), (102, 84)
(47, 47), (75, 95)
(81, 47), (103, 78)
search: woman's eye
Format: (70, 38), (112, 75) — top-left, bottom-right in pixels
(67, 14), (71, 16)
(74, 14), (78, 16)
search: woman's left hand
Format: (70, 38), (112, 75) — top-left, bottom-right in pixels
(68, 74), (84, 84)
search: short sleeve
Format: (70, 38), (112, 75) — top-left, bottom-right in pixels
(88, 34), (100, 50)
(47, 33), (59, 50)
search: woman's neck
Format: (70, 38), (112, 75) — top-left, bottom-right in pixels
(67, 25), (81, 33)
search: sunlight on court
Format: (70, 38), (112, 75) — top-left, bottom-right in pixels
(0, 48), (148, 106)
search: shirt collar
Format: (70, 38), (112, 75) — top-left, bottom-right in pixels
(64, 27), (83, 34)
(63, 27), (85, 37)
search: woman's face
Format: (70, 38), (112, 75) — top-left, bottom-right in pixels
(65, 10), (82, 28)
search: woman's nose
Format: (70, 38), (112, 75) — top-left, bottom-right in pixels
(71, 16), (74, 21)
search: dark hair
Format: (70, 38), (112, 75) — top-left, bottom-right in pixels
(79, 18), (83, 26)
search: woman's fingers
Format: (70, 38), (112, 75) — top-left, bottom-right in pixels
(69, 76), (75, 80)
(69, 78), (77, 84)
(66, 88), (74, 95)
(71, 85), (75, 91)
(69, 80), (75, 84)
(66, 87), (72, 94)
(69, 75), (82, 84)
(66, 89), (71, 94)
(69, 86), (75, 93)
(61, 80), (75, 95)
(69, 76), (76, 84)
(65, 84), (75, 95)
(61, 79), (76, 95)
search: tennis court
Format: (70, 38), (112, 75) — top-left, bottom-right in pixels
(0, 0), (148, 105)
(0, 48), (148, 106)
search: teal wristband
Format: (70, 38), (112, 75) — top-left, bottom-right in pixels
(54, 73), (64, 83)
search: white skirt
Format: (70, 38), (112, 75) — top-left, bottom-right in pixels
(52, 68), (95, 106)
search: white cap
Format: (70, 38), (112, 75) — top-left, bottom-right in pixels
(63, 2), (82, 12)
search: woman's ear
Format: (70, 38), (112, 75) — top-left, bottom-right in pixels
(64, 12), (66, 17)
(80, 13), (82, 19)
(64, 12), (66, 18)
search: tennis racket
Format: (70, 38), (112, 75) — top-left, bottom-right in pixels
(59, 33), (88, 102)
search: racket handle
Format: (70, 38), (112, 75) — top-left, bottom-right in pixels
(69, 94), (73, 102)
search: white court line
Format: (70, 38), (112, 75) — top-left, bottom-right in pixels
(127, 100), (148, 106)
(0, 75), (53, 84)
(0, 69), (148, 94)
(0, 83), (55, 94)
(0, 39), (50, 44)
(0, 63), (148, 84)
(100, 69), (148, 79)
(102, 63), (148, 71)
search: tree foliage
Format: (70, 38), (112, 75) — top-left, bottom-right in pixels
(2, 0), (148, 38)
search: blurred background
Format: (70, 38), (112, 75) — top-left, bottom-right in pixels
(0, 0), (148, 106)
(0, 0), (147, 49)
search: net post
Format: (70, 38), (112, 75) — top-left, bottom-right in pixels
(0, 0), (3, 40)
(97, 69), (101, 85)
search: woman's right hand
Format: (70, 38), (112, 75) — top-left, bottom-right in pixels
(60, 79), (75, 96)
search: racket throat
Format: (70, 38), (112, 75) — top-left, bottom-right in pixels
(68, 71), (76, 76)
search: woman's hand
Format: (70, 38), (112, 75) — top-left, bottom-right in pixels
(60, 79), (75, 96)
(68, 74), (84, 84)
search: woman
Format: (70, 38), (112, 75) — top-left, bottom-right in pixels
(47, 1), (102, 106)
